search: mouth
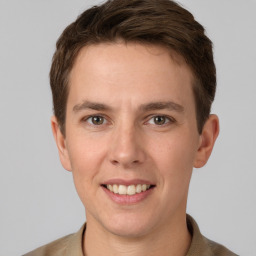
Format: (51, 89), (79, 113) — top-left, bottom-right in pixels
(101, 184), (155, 196)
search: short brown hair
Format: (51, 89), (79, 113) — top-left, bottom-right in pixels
(50, 0), (216, 135)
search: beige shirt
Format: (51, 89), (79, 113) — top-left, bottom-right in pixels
(23, 215), (237, 256)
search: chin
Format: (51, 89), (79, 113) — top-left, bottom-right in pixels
(108, 224), (150, 238)
(101, 213), (156, 238)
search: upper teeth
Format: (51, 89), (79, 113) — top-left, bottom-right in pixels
(106, 184), (151, 195)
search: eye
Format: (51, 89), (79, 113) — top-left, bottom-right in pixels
(86, 116), (106, 125)
(148, 115), (172, 126)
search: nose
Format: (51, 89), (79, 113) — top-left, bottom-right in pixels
(108, 123), (146, 168)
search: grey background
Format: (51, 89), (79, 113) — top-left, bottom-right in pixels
(0, 0), (255, 255)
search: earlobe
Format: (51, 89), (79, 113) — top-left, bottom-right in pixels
(51, 116), (72, 171)
(194, 114), (219, 168)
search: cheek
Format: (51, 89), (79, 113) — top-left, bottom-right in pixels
(66, 136), (107, 196)
(150, 131), (198, 183)
(67, 134), (106, 169)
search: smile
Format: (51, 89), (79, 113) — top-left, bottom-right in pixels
(103, 184), (154, 196)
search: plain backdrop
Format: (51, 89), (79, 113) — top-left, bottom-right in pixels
(0, 0), (255, 255)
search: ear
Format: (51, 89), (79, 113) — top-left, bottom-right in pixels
(194, 114), (219, 168)
(51, 116), (72, 171)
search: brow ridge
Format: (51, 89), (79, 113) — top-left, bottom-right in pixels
(73, 100), (111, 112)
(140, 101), (184, 112)
(72, 100), (184, 113)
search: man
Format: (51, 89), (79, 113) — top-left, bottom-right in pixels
(24, 0), (237, 255)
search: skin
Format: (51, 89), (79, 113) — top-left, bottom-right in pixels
(52, 42), (219, 256)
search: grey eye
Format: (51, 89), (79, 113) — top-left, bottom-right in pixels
(153, 116), (166, 125)
(88, 116), (105, 125)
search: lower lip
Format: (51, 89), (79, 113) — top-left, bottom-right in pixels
(102, 186), (154, 205)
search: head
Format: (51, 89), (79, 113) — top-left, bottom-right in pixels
(50, 0), (219, 240)
(50, 0), (216, 136)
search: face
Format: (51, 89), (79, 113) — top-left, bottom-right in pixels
(52, 42), (218, 238)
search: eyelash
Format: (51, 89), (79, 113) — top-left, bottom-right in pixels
(146, 115), (175, 126)
(82, 114), (175, 127)
(83, 115), (108, 126)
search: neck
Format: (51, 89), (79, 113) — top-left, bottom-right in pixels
(83, 213), (191, 256)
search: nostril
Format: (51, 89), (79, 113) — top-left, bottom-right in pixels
(111, 160), (119, 165)
(110, 159), (141, 166)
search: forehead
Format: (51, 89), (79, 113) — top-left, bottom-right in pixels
(68, 42), (195, 110)
(72, 42), (190, 77)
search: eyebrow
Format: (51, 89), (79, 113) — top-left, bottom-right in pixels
(73, 101), (112, 112)
(140, 101), (184, 113)
(72, 100), (184, 113)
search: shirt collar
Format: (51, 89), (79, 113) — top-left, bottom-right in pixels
(65, 215), (216, 256)
(65, 223), (85, 256)
(186, 214), (213, 255)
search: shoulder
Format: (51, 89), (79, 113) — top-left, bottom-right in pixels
(23, 234), (73, 256)
(186, 215), (238, 256)
(23, 224), (85, 256)
(201, 235), (238, 256)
